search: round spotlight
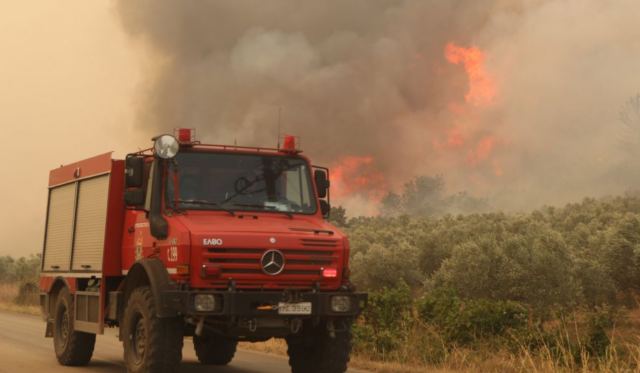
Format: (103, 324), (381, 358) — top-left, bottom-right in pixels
(154, 135), (179, 159)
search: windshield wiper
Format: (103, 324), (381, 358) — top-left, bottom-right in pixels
(232, 203), (293, 219)
(221, 162), (303, 206)
(176, 199), (235, 216)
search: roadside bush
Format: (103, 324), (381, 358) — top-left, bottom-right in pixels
(0, 255), (40, 284)
(351, 242), (422, 290)
(602, 214), (640, 296)
(354, 281), (414, 355)
(340, 193), (640, 367)
(574, 258), (616, 306)
(417, 288), (528, 345)
(14, 282), (39, 306)
(586, 306), (615, 358)
(427, 220), (579, 315)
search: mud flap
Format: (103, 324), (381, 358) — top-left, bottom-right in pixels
(45, 321), (53, 338)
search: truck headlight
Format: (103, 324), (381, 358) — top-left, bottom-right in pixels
(330, 295), (351, 313)
(194, 294), (216, 312)
(154, 134), (179, 159)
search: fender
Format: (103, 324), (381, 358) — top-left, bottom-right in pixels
(39, 276), (76, 294)
(39, 276), (76, 319)
(40, 276), (76, 337)
(124, 258), (178, 318)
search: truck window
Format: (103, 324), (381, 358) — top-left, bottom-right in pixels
(284, 165), (311, 208)
(166, 152), (317, 214)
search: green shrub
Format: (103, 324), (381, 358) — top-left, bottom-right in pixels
(14, 282), (39, 306)
(365, 281), (413, 328)
(337, 193), (640, 366)
(427, 220), (580, 314)
(417, 288), (528, 345)
(351, 242), (422, 290)
(0, 254), (40, 284)
(354, 281), (414, 355)
(586, 306), (615, 357)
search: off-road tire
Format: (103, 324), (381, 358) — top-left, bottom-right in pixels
(122, 286), (183, 373)
(193, 333), (238, 365)
(53, 287), (96, 366)
(286, 320), (352, 373)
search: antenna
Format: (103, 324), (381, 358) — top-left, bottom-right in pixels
(276, 106), (282, 148)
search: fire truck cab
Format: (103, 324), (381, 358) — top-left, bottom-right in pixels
(39, 130), (366, 373)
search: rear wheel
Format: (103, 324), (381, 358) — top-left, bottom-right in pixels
(286, 320), (352, 373)
(193, 333), (238, 365)
(53, 287), (96, 366)
(122, 286), (183, 373)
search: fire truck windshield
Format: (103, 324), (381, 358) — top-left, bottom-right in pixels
(166, 152), (317, 215)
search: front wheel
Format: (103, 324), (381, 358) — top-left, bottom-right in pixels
(286, 320), (352, 373)
(53, 287), (96, 366)
(122, 286), (183, 373)
(193, 333), (238, 365)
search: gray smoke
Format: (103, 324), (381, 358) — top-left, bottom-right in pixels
(115, 0), (640, 214)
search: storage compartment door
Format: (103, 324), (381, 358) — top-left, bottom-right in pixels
(42, 183), (76, 271)
(71, 175), (109, 271)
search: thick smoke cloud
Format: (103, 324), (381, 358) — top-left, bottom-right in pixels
(116, 0), (640, 214)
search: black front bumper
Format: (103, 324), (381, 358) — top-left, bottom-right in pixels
(162, 290), (367, 318)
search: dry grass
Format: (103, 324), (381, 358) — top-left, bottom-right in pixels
(240, 322), (640, 373)
(240, 339), (425, 373)
(0, 283), (40, 316)
(0, 283), (18, 303)
(3, 280), (640, 372)
(240, 338), (437, 372)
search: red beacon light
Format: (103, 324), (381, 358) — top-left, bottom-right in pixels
(280, 135), (300, 153)
(175, 128), (196, 144)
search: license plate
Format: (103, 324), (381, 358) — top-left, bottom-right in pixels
(278, 302), (312, 315)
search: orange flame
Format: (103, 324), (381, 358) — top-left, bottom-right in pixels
(445, 43), (497, 106)
(331, 156), (387, 201)
(467, 136), (497, 165)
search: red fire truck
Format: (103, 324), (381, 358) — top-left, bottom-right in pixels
(39, 129), (366, 373)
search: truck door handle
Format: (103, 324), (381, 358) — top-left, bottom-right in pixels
(128, 226), (135, 234)
(81, 265), (92, 269)
(50, 265), (60, 270)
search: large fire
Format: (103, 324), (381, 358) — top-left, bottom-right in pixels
(445, 42), (497, 106)
(330, 43), (502, 210)
(444, 42), (502, 178)
(466, 135), (497, 166)
(331, 155), (387, 201)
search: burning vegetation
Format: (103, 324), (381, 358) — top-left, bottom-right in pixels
(115, 0), (640, 216)
(330, 41), (502, 209)
(444, 42), (497, 107)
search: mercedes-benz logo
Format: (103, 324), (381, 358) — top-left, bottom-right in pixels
(261, 249), (285, 275)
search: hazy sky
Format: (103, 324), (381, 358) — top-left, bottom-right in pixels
(2, 1), (640, 257)
(0, 2), (141, 256)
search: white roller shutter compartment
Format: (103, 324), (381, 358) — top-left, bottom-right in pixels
(43, 183), (76, 271)
(71, 175), (110, 271)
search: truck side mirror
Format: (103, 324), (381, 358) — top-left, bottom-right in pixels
(125, 156), (144, 188)
(314, 169), (330, 199)
(150, 212), (169, 240)
(124, 189), (145, 206)
(320, 200), (331, 218)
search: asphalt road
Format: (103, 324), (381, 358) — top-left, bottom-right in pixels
(0, 310), (366, 373)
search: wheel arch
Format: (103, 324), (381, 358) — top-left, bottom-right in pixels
(44, 277), (72, 321)
(122, 258), (176, 320)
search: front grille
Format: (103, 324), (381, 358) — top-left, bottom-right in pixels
(204, 238), (340, 279)
(301, 238), (339, 248)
